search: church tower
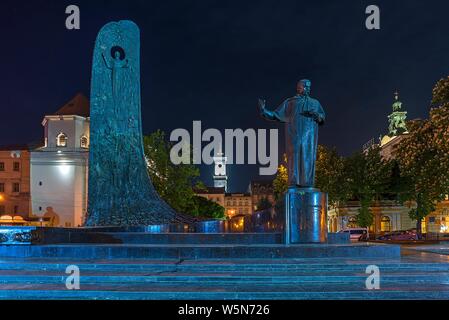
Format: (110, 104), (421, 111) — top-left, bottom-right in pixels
(213, 152), (228, 192)
(387, 91), (408, 137)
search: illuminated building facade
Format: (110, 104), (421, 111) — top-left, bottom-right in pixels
(0, 146), (31, 221)
(224, 193), (252, 218)
(30, 94), (90, 227)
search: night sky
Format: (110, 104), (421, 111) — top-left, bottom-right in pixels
(1, 0), (448, 192)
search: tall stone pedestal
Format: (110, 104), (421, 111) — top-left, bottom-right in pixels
(285, 187), (328, 244)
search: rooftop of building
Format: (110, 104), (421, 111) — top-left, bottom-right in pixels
(225, 192), (251, 197)
(194, 186), (225, 195)
(52, 93), (90, 118)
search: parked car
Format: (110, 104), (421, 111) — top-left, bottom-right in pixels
(338, 228), (369, 241)
(377, 230), (417, 241)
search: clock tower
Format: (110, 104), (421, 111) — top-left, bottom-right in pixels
(213, 152), (228, 192)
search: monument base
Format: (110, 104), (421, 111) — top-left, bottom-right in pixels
(285, 186), (328, 244)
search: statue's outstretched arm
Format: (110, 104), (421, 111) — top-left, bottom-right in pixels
(259, 99), (286, 122)
(102, 53), (112, 69)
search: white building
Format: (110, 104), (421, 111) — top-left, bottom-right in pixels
(30, 94), (90, 227)
(213, 152), (228, 192)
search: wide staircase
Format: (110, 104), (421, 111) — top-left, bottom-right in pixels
(0, 253), (449, 299)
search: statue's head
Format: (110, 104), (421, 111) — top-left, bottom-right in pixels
(110, 46), (126, 60)
(297, 79), (311, 96)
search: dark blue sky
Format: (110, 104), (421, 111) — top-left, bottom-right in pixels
(1, 0), (448, 192)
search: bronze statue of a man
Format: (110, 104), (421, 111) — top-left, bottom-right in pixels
(259, 79), (325, 188)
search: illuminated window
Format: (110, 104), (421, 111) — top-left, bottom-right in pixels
(80, 136), (89, 148)
(57, 133), (68, 147)
(380, 216), (391, 232)
(13, 162), (20, 172)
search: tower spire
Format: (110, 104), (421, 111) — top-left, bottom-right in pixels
(388, 90), (408, 136)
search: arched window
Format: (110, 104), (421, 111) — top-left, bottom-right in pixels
(380, 216), (391, 232)
(56, 133), (67, 147)
(80, 136), (88, 148)
(347, 216), (357, 228)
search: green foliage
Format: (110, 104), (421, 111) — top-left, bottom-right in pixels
(143, 130), (203, 215)
(344, 146), (392, 202)
(256, 197), (272, 211)
(431, 76), (449, 107)
(190, 196), (225, 219)
(317, 145), (398, 229)
(273, 155), (288, 200)
(315, 145), (349, 206)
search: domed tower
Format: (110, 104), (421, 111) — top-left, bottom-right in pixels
(387, 91), (408, 137)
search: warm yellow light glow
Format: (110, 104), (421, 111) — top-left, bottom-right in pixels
(0, 195), (4, 201)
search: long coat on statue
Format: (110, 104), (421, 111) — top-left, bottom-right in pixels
(263, 94), (325, 187)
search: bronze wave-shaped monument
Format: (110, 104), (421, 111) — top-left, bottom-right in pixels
(85, 20), (190, 226)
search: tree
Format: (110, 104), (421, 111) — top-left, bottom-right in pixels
(340, 146), (393, 229)
(356, 198), (374, 228)
(315, 145), (349, 207)
(273, 154), (288, 200)
(395, 76), (449, 237)
(191, 196), (225, 219)
(256, 197), (272, 211)
(143, 130), (203, 215)
(364, 146), (393, 200)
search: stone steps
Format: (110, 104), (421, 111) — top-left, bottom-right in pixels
(0, 243), (400, 259)
(0, 244), (446, 299)
(1, 261), (448, 273)
(0, 273), (448, 284)
(0, 257), (448, 299)
(2, 289), (449, 300)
